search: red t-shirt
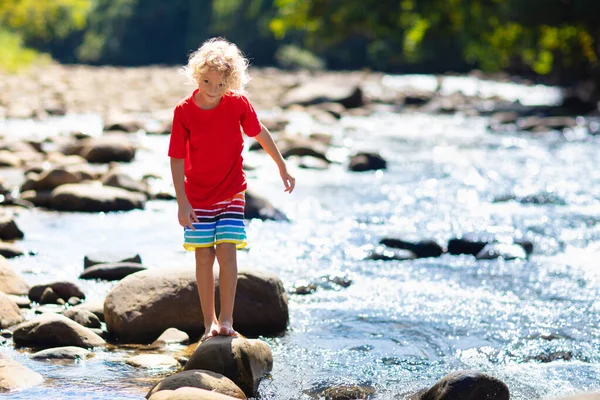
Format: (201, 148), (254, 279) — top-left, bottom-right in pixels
(168, 90), (262, 207)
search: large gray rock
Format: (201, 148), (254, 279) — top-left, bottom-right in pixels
(12, 314), (105, 348)
(49, 182), (145, 212)
(0, 255), (29, 295)
(147, 370), (246, 399)
(0, 291), (24, 328)
(184, 337), (272, 398)
(104, 268), (288, 343)
(0, 353), (44, 391)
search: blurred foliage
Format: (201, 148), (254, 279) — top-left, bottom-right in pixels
(275, 44), (324, 70)
(271, 0), (600, 80)
(0, 0), (92, 71)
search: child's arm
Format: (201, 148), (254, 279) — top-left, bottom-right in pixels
(170, 157), (198, 229)
(254, 125), (295, 194)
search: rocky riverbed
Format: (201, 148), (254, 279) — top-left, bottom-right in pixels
(0, 64), (599, 399)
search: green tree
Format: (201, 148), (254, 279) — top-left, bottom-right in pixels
(0, 0), (92, 72)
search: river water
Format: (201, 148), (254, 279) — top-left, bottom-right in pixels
(1, 79), (600, 399)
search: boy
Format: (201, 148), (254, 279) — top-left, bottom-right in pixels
(169, 38), (295, 340)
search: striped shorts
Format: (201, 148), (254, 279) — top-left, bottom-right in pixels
(183, 192), (247, 251)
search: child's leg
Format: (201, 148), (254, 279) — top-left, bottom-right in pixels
(215, 242), (238, 336)
(195, 247), (219, 339)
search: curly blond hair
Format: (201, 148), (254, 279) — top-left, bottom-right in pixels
(182, 37), (250, 96)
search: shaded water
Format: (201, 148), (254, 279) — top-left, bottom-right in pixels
(2, 93), (600, 399)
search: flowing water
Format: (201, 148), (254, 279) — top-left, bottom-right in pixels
(1, 77), (600, 399)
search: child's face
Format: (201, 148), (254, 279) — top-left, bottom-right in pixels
(196, 69), (227, 108)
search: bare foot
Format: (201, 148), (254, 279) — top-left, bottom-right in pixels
(218, 321), (238, 337)
(201, 321), (220, 342)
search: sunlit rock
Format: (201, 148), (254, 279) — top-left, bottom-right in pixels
(77, 135), (136, 163)
(0, 353), (44, 391)
(245, 191), (288, 221)
(305, 383), (376, 400)
(49, 182), (146, 212)
(148, 387), (241, 400)
(151, 327), (190, 346)
(475, 243), (527, 260)
(146, 369), (246, 399)
(280, 76), (364, 109)
(13, 314), (105, 348)
(184, 336), (272, 398)
(30, 346), (92, 361)
(349, 152), (387, 172)
(79, 262), (147, 281)
(104, 268), (288, 343)
(0, 291), (24, 329)
(62, 308), (102, 329)
(29, 281), (85, 303)
(0, 255), (29, 295)
(126, 354), (180, 369)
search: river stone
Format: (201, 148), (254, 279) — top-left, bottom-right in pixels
(104, 268), (288, 343)
(30, 346), (92, 361)
(34, 167), (81, 191)
(0, 255), (29, 295)
(29, 281), (85, 303)
(79, 262), (147, 281)
(101, 168), (149, 195)
(126, 354), (180, 369)
(6, 294), (30, 308)
(0, 353), (44, 391)
(148, 387), (241, 400)
(410, 370), (509, 400)
(379, 238), (444, 258)
(20, 190), (53, 208)
(69, 300), (105, 322)
(146, 370), (246, 399)
(281, 76), (364, 108)
(475, 243), (527, 260)
(12, 313), (105, 348)
(152, 327), (190, 346)
(0, 213), (24, 241)
(0, 242), (24, 259)
(77, 135), (136, 163)
(62, 308), (102, 328)
(184, 336), (272, 397)
(317, 384), (377, 399)
(349, 152), (387, 172)
(49, 182), (146, 212)
(0, 291), (24, 328)
(39, 287), (62, 304)
(245, 191), (288, 221)
(84, 251), (142, 269)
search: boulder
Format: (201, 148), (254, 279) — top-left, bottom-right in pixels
(0, 255), (29, 295)
(77, 135), (136, 163)
(0, 353), (44, 391)
(12, 313), (105, 348)
(104, 268), (288, 343)
(0, 291), (24, 328)
(62, 308), (102, 329)
(410, 370), (509, 400)
(148, 387), (240, 400)
(49, 182), (145, 212)
(184, 336), (272, 397)
(147, 370), (246, 399)
(281, 76), (364, 108)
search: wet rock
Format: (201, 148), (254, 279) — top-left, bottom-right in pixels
(0, 353), (44, 391)
(79, 262), (147, 281)
(84, 251), (142, 269)
(526, 350), (573, 363)
(152, 327), (190, 346)
(76, 135), (136, 163)
(0, 291), (24, 328)
(30, 346), (92, 361)
(367, 247), (417, 261)
(62, 309), (102, 329)
(12, 313), (105, 348)
(33, 167), (81, 191)
(245, 191), (288, 221)
(147, 369), (246, 399)
(308, 383), (376, 399)
(278, 137), (330, 163)
(101, 168), (150, 195)
(0, 242), (24, 258)
(448, 233), (533, 256)
(0, 255), (30, 295)
(379, 238), (444, 258)
(20, 190), (53, 208)
(281, 76), (364, 109)
(349, 152), (387, 172)
(126, 354), (180, 369)
(29, 281), (85, 303)
(104, 268), (288, 343)
(49, 182), (146, 212)
(409, 370), (509, 400)
(475, 243), (527, 260)
(292, 283), (318, 295)
(0, 213), (24, 241)
(184, 336), (272, 397)
(39, 287), (62, 305)
(148, 387), (241, 400)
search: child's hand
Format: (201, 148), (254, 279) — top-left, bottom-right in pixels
(177, 200), (198, 230)
(279, 165), (295, 194)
